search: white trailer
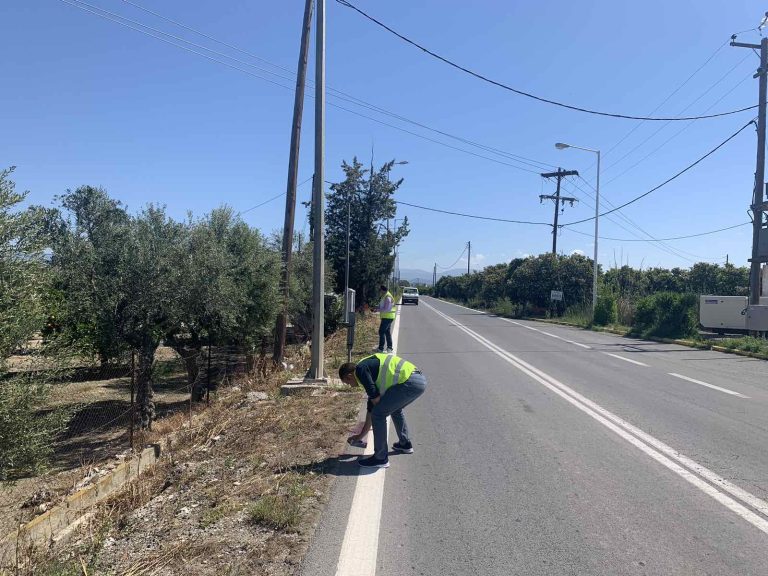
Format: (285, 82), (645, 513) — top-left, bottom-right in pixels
(699, 295), (768, 332)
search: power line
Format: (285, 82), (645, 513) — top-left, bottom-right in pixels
(394, 200), (550, 226)
(336, 0), (758, 122)
(436, 245), (468, 270)
(237, 192), (285, 216)
(562, 118), (756, 227)
(602, 69), (754, 187)
(603, 54), (751, 173)
(596, 41), (730, 164)
(100, 0), (557, 174)
(565, 221), (749, 242)
(238, 176), (313, 216)
(60, 0), (553, 177)
(563, 178), (710, 262)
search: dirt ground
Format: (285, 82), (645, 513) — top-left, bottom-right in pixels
(0, 345), (246, 540)
(12, 315), (378, 575)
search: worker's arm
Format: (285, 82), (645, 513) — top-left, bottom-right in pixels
(354, 362), (381, 400)
(378, 295), (393, 313)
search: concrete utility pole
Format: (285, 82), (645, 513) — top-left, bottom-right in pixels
(309, 0), (326, 380)
(467, 241), (471, 275)
(274, 0), (313, 364)
(732, 34), (768, 307)
(433, 262), (437, 286)
(540, 168), (579, 254)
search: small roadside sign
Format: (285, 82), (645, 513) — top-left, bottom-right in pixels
(550, 290), (564, 302)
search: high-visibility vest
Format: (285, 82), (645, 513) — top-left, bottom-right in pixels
(356, 353), (417, 395)
(380, 291), (397, 320)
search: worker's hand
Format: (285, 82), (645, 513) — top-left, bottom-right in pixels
(370, 396), (381, 406)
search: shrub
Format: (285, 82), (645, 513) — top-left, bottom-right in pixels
(632, 292), (698, 339)
(0, 377), (71, 480)
(593, 294), (618, 326)
(491, 297), (521, 318)
(247, 476), (310, 531)
(561, 303), (592, 327)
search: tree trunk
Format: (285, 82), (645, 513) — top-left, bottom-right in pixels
(136, 338), (157, 430)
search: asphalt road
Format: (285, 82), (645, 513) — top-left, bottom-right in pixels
(301, 296), (768, 575)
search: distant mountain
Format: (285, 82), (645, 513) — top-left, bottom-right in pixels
(399, 268), (468, 284)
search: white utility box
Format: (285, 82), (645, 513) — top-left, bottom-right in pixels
(699, 296), (748, 331)
(344, 288), (356, 325)
(700, 295), (768, 332)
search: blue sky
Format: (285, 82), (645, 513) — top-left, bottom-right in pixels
(2, 0), (763, 273)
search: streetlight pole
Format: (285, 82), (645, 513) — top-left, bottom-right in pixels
(555, 142), (600, 312)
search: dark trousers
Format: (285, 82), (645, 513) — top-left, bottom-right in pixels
(378, 318), (393, 350)
(371, 373), (427, 460)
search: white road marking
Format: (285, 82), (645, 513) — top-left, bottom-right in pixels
(422, 301), (768, 533)
(668, 372), (749, 399)
(566, 339), (592, 349)
(335, 304), (402, 576)
(540, 330), (565, 340)
(602, 352), (649, 367)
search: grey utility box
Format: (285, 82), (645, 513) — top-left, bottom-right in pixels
(344, 288), (356, 325)
(745, 305), (768, 331)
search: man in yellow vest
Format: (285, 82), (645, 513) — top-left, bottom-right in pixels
(375, 284), (396, 353)
(339, 353), (427, 468)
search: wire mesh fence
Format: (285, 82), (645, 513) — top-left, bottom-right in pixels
(0, 343), (256, 539)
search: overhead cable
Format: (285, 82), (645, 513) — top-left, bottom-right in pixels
(336, 0), (758, 121)
(562, 119), (756, 227)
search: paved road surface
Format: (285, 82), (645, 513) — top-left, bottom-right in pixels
(302, 296), (768, 575)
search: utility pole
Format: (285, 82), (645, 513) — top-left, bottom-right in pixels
(467, 241), (471, 275)
(540, 168), (579, 254)
(274, 0), (313, 364)
(732, 34), (768, 307)
(309, 0), (326, 380)
(433, 262), (437, 286)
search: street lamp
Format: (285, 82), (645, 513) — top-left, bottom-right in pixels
(555, 142), (601, 312)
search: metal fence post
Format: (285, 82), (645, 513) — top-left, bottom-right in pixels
(130, 350), (135, 450)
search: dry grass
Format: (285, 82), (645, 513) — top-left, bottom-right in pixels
(10, 314), (378, 576)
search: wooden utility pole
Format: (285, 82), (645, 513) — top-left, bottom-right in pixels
(274, 0), (314, 363)
(732, 35), (768, 307)
(540, 168), (579, 254)
(467, 241), (471, 275)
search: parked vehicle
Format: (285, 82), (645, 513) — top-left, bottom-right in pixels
(402, 287), (419, 305)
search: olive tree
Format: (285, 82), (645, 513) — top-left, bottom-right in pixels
(0, 168), (69, 478)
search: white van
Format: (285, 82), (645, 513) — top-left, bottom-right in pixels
(402, 287), (419, 305)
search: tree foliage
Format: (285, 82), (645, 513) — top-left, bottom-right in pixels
(325, 158), (409, 305)
(0, 168), (70, 479)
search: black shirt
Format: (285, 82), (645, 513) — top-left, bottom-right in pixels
(355, 355), (382, 400)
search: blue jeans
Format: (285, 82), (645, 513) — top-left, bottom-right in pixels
(371, 372), (427, 460)
(378, 318), (393, 350)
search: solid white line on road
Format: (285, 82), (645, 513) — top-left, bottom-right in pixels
(602, 352), (649, 367)
(501, 317), (592, 347)
(668, 372), (750, 399)
(433, 299), (593, 348)
(422, 301), (768, 533)
(334, 306), (402, 576)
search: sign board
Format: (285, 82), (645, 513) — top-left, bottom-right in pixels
(550, 290), (564, 302)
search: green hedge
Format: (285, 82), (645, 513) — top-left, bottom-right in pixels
(632, 292), (698, 339)
(593, 294), (618, 326)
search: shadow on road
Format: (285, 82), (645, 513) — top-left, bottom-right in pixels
(288, 451), (410, 477)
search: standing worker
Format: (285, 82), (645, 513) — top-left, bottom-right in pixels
(339, 352), (427, 468)
(375, 284), (396, 353)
